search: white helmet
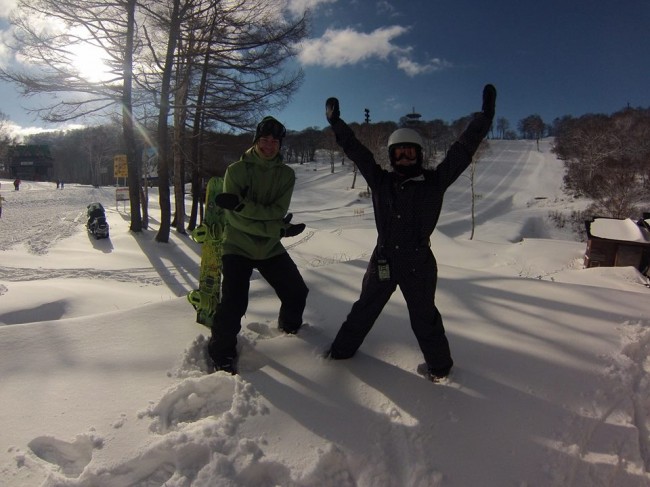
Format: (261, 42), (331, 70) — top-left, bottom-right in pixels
(387, 128), (423, 150)
(387, 128), (424, 171)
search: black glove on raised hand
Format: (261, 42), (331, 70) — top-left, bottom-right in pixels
(326, 96), (356, 146)
(459, 84), (497, 153)
(282, 223), (306, 238)
(214, 193), (243, 211)
(326, 97), (340, 124)
(482, 84), (497, 121)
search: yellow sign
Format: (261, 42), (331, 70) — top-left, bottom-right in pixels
(114, 154), (128, 178)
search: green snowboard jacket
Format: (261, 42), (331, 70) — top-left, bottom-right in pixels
(221, 147), (296, 260)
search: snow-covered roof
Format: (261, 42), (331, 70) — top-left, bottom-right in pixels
(590, 217), (650, 244)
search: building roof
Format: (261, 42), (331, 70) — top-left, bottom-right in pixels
(589, 218), (650, 244)
(9, 144), (53, 159)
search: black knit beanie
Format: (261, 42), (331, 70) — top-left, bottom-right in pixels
(254, 116), (286, 145)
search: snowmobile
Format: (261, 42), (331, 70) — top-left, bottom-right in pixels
(86, 202), (110, 239)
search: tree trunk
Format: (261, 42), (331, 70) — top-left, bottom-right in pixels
(123, 0), (142, 232)
(188, 18), (216, 231)
(155, 0), (182, 243)
(173, 59), (189, 235)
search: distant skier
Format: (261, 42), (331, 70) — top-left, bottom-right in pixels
(324, 84), (497, 381)
(0, 194), (5, 218)
(13, 178), (20, 191)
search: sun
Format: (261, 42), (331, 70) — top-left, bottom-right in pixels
(69, 42), (117, 84)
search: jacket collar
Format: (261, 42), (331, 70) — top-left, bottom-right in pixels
(244, 146), (283, 167)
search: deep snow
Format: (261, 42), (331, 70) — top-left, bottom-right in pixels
(1, 139), (650, 487)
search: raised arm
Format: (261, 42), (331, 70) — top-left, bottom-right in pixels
(435, 84), (497, 187)
(325, 97), (383, 186)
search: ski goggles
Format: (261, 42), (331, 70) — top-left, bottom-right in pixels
(392, 144), (418, 160)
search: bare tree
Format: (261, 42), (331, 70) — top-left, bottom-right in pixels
(0, 112), (17, 175)
(82, 124), (122, 186)
(137, 0), (186, 242)
(590, 158), (645, 219)
(496, 117), (509, 140)
(553, 108), (650, 219)
(186, 3), (220, 232)
(121, 0), (144, 231)
(1, 0), (307, 241)
(321, 128), (341, 173)
(518, 114), (545, 148)
(468, 141), (489, 239)
(137, 0), (307, 241)
(164, 0), (218, 235)
(1, 0), (145, 230)
(553, 114), (622, 195)
(420, 119), (452, 167)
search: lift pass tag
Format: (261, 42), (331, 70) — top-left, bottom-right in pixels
(377, 259), (391, 281)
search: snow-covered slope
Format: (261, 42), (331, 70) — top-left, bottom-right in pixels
(1, 139), (649, 486)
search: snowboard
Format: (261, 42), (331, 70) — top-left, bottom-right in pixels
(187, 176), (226, 327)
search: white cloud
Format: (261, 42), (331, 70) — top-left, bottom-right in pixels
(376, 0), (399, 18)
(0, 41), (10, 69)
(0, 0), (18, 19)
(5, 122), (85, 141)
(287, 0), (337, 16)
(397, 56), (451, 77)
(382, 96), (405, 112)
(297, 25), (450, 77)
(1, 7), (68, 69)
(298, 25), (409, 67)
(0, 14), (17, 68)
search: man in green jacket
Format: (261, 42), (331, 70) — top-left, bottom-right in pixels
(208, 116), (309, 373)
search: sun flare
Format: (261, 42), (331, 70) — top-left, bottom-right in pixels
(69, 43), (116, 84)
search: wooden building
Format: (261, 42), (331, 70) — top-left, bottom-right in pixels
(7, 145), (54, 181)
(584, 216), (650, 275)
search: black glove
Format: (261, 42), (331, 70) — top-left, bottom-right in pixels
(283, 213), (293, 224)
(282, 223), (305, 238)
(214, 193), (242, 211)
(482, 84), (497, 120)
(458, 84), (497, 153)
(326, 97), (340, 124)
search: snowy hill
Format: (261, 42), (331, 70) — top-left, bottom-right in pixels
(1, 139), (649, 486)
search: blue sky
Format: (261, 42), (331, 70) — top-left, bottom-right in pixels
(277, 0), (650, 131)
(1, 0), (649, 135)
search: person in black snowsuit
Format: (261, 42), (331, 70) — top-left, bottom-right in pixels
(324, 84), (496, 381)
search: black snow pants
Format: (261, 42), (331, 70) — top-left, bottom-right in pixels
(208, 252), (308, 364)
(331, 247), (453, 373)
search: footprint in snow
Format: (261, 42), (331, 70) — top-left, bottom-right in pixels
(171, 334), (213, 378)
(245, 321), (285, 339)
(144, 373), (267, 434)
(145, 374), (238, 433)
(27, 434), (101, 477)
(245, 321), (318, 340)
